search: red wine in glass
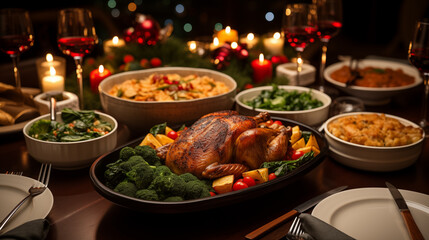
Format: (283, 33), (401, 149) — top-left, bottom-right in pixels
(317, 20), (342, 41)
(283, 26), (318, 51)
(57, 36), (96, 58)
(0, 34), (33, 55)
(409, 48), (429, 73)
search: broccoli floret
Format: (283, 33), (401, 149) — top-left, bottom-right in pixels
(119, 155), (146, 172)
(153, 165), (172, 178)
(134, 145), (162, 165)
(179, 172), (199, 183)
(150, 174), (186, 200)
(135, 189), (159, 201)
(184, 180), (211, 200)
(104, 159), (126, 189)
(163, 196), (184, 202)
(114, 181), (137, 197)
(126, 162), (155, 189)
(119, 146), (136, 161)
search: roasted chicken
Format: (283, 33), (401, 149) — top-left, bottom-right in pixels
(157, 110), (291, 179)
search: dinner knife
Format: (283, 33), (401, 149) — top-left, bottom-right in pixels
(245, 185), (348, 240)
(385, 182), (424, 240)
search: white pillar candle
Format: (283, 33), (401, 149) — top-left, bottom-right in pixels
(240, 33), (259, 49)
(42, 67), (64, 92)
(103, 36), (126, 54)
(263, 32), (285, 56)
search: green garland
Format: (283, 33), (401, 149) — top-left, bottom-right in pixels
(65, 37), (291, 110)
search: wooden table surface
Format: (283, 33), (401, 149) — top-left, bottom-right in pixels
(1, 86), (428, 240)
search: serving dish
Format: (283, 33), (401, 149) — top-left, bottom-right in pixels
(312, 188), (429, 240)
(324, 59), (422, 105)
(98, 67), (237, 135)
(23, 111), (118, 170)
(235, 85), (331, 126)
(0, 174), (53, 234)
(90, 117), (328, 213)
(323, 112), (424, 171)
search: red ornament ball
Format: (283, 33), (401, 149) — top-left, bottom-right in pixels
(123, 54), (135, 64)
(132, 14), (161, 45)
(150, 57), (162, 67)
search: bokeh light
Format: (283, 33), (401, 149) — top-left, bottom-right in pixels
(214, 23), (223, 32)
(107, 0), (116, 8)
(128, 2), (137, 12)
(265, 12), (274, 21)
(175, 4), (185, 14)
(184, 23), (192, 32)
(111, 9), (120, 18)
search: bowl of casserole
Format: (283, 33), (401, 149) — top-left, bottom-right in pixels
(99, 67), (237, 135)
(323, 112), (424, 171)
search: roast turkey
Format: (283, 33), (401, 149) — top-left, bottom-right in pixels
(158, 110), (291, 179)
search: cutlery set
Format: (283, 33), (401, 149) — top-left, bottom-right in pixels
(246, 183), (425, 240)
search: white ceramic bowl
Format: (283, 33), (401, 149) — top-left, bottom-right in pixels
(99, 67), (237, 135)
(323, 112), (425, 171)
(23, 111), (118, 170)
(235, 85), (331, 126)
(324, 59), (422, 106)
(276, 63), (316, 86)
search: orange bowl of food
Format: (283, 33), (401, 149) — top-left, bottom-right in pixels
(323, 112), (424, 171)
(324, 59), (422, 105)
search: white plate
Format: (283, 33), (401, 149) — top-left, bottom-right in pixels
(324, 59), (422, 105)
(312, 188), (429, 240)
(0, 174), (53, 234)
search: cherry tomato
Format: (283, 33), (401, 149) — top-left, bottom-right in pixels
(242, 176), (256, 187)
(268, 173), (277, 181)
(291, 150), (304, 160)
(233, 181), (248, 191)
(167, 131), (178, 140)
(235, 178), (244, 183)
(210, 192), (216, 196)
(273, 120), (283, 126)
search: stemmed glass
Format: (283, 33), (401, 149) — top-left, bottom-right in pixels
(316, 0), (342, 94)
(0, 9), (34, 97)
(57, 8), (97, 109)
(282, 3), (318, 86)
(408, 19), (429, 135)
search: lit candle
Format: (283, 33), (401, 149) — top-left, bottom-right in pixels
(240, 33), (259, 49)
(216, 26), (238, 45)
(103, 36), (126, 54)
(263, 32), (285, 56)
(42, 67), (64, 92)
(187, 41), (197, 53)
(210, 37), (220, 50)
(251, 53), (273, 83)
(90, 65), (112, 93)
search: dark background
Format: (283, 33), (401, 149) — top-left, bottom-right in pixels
(1, 0), (429, 81)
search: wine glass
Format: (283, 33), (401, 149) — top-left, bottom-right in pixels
(0, 9), (34, 97)
(282, 3), (318, 86)
(57, 8), (97, 109)
(316, 0), (342, 95)
(408, 19), (429, 135)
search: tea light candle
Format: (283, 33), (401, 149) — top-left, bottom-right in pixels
(217, 26), (238, 45)
(103, 36), (126, 54)
(240, 33), (259, 49)
(42, 67), (64, 92)
(251, 53), (273, 83)
(188, 41), (197, 53)
(41, 53), (61, 68)
(263, 32), (285, 56)
(90, 65), (112, 93)
(209, 37), (220, 51)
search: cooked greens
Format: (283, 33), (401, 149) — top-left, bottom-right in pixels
(245, 84), (323, 111)
(29, 108), (112, 142)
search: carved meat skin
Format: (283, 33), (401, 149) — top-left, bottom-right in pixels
(165, 110), (269, 178)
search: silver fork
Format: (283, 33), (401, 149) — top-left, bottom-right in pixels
(0, 163), (51, 231)
(285, 216), (304, 240)
(5, 171), (23, 176)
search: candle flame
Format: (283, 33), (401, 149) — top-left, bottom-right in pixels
(46, 53), (53, 62)
(225, 26), (231, 34)
(259, 53), (265, 63)
(189, 41), (197, 51)
(247, 33), (255, 41)
(49, 66), (56, 76)
(112, 36), (119, 45)
(273, 32), (281, 39)
(98, 65), (105, 73)
(231, 42), (238, 49)
(213, 37), (219, 46)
